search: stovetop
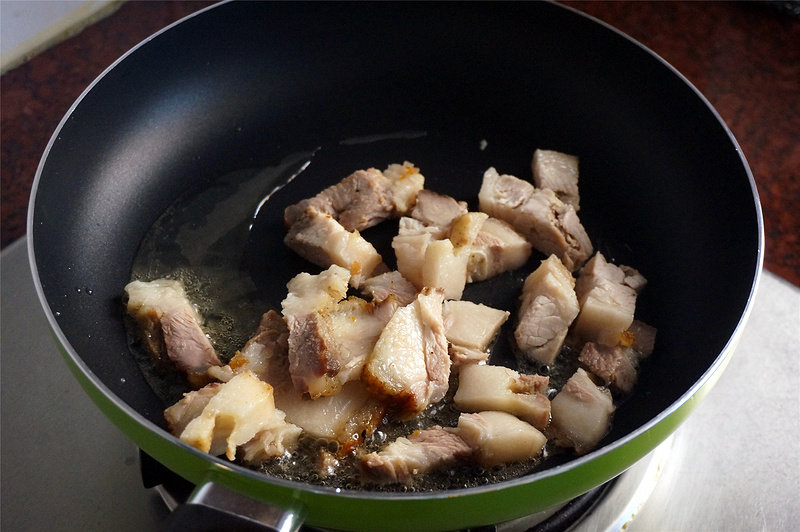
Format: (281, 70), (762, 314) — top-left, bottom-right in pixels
(2, 236), (798, 530)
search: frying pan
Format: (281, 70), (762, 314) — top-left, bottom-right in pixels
(28, 1), (762, 530)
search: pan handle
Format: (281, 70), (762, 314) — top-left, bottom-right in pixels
(161, 481), (305, 532)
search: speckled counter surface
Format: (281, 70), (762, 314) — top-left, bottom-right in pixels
(2, 1), (798, 285)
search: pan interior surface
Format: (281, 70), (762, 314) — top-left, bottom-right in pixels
(29, 1), (760, 526)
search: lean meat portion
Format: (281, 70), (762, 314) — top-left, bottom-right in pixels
(164, 370), (301, 464)
(531, 149), (580, 211)
(549, 368), (615, 454)
(453, 364), (551, 430)
(283, 206), (384, 288)
(573, 252), (647, 346)
(578, 320), (657, 394)
(360, 270), (418, 306)
(124, 279), (221, 379)
(478, 167), (592, 271)
(362, 287), (450, 418)
(360, 425), (473, 484)
(284, 163), (424, 232)
(515, 255), (580, 365)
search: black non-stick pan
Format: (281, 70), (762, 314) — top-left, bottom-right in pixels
(28, 2), (762, 530)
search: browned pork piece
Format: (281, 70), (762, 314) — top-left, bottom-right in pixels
(453, 364), (551, 430)
(549, 368), (615, 454)
(572, 252), (647, 346)
(360, 270), (418, 306)
(360, 425), (474, 484)
(531, 149), (580, 211)
(578, 319), (657, 394)
(124, 279), (221, 379)
(206, 310), (386, 455)
(164, 370), (301, 464)
(457, 411), (547, 467)
(515, 255), (580, 365)
(394, 189), (530, 296)
(467, 217), (532, 282)
(362, 287), (450, 418)
(361, 411), (547, 482)
(284, 162), (424, 231)
(478, 167), (592, 271)
(281, 265), (398, 398)
(283, 206), (384, 288)
(443, 300), (509, 366)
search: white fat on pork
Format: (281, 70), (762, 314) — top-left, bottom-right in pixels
(281, 265), (398, 398)
(124, 279), (221, 377)
(284, 163), (424, 232)
(443, 300), (509, 366)
(393, 211), (488, 300)
(549, 368), (614, 454)
(515, 255), (580, 365)
(453, 364), (551, 430)
(360, 425), (473, 484)
(393, 192), (486, 299)
(457, 411), (547, 467)
(362, 287), (450, 418)
(572, 252), (647, 346)
(478, 167), (592, 271)
(210, 310), (386, 455)
(467, 217), (532, 282)
(164, 370), (301, 463)
(531, 149), (580, 211)
(360, 270), (418, 306)
(283, 206), (384, 288)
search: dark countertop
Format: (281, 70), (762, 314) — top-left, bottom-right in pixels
(2, 1), (798, 286)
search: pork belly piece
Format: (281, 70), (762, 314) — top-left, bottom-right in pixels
(207, 310), (289, 384)
(453, 364), (551, 430)
(578, 342), (643, 394)
(164, 370), (301, 463)
(361, 270), (418, 306)
(392, 231), (431, 288)
(284, 163), (424, 232)
(443, 300), (509, 352)
(478, 167), (592, 271)
(363, 287), (450, 418)
(457, 411), (547, 467)
(284, 206), (384, 288)
(579, 319), (657, 394)
(281, 265), (397, 398)
(394, 211), (488, 300)
(124, 279), (221, 377)
(209, 309), (386, 455)
(360, 425), (473, 484)
(573, 252), (647, 346)
(623, 319), (658, 357)
(278, 380), (386, 456)
(549, 368), (615, 454)
(420, 238), (471, 300)
(531, 149), (580, 211)
(467, 217), (532, 282)
(515, 255), (580, 365)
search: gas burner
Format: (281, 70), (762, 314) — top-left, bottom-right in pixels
(142, 436), (673, 532)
